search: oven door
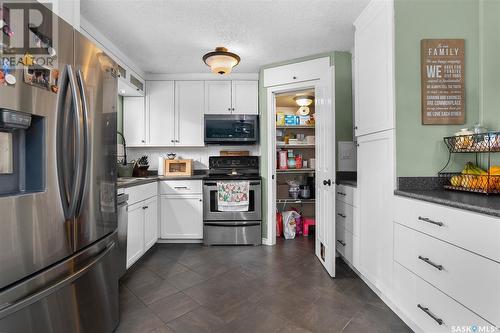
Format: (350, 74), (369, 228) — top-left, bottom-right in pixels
(204, 115), (259, 144)
(203, 181), (261, 221)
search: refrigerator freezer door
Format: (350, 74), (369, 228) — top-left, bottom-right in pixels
(73, 32), (118, 251)
(0, 232), (119, 333)
(0, 11), (75, 289)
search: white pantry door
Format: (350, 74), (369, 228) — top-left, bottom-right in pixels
(315, 67), (336, 277)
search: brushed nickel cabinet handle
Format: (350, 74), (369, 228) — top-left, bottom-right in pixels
(418, 255), (443, 271)
(417, 304), (443, 325)
(337, 213), (346, 218)
(418, 216), (444, 227)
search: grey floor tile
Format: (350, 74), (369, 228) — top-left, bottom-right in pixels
(115, 306), (164, 333)
(220, 308), (287, 333)
(148, 292), (200, 323)
(167, 269), (208, 290)
(129, 278), (179, 305)
(342, 303), (413, 333)
(166, 306), (225, 333)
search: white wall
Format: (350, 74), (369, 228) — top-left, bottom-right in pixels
(127, 145), (260, 170)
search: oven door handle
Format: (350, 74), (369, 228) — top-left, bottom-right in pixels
(204, 222), (261, 227)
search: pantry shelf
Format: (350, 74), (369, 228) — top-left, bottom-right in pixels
(276, 198), (315, 204)
(276, 125), (315, 129)
(276, 144), (315, 149)
(276, 168), (315, 174)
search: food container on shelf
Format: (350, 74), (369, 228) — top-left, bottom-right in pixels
(288, 138), (299, 145)
(285, 115), (296, 125)
(287, 180), (301, 199)
(298, 115), (310, 125)
(300, 185), (311, 199)
(306, 135), (315, 144)
(276, 112), (285, 126)
(295, 154), (303, 169)
(278, 150), (288, 170)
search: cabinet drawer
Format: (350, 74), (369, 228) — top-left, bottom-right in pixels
(394, 223), (500, 326)
(124, 182), (158, 205)
(335, 223), (353, 264)
(160, 180), (202, 195)
(394, 196), (500, 262)
(394, 262), (493, 332)
(263, 57), (329, 87)
(336, 185), (357, 207)
(336, 201), (354, 234)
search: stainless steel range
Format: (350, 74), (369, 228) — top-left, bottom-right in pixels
(203, 156), (261, 245)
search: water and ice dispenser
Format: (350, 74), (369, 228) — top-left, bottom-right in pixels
(0, 108), (44, 196)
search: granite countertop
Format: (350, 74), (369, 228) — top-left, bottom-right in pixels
(117, 170), (209, 189)
(395, 177), (500, 218)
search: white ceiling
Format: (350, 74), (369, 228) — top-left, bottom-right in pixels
(81, 0), (369, 74)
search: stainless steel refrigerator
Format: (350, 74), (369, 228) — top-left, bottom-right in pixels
(0, 2), (119, 332)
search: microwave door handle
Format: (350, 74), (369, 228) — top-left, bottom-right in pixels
(74, 69), (90, 217)
(56, 66), (71, 219)
(66, 65), (83, 220)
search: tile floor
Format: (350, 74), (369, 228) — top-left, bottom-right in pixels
(117, 237), (412, 333)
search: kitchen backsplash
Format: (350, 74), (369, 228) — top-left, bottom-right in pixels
(126, 145), (261, 170)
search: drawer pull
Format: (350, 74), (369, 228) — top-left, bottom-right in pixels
(337, 213), (346, 218)
(337, 240), (346, 246)
(142, 205), (149, 210)
(417, 304), (443, 325)
(337, 192), (346, 196)
(174, 186), (189, 189)
(418, 255), (444, 271)
(418, 216), (444, 227)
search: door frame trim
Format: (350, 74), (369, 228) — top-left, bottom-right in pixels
(265, 62), (334, 249)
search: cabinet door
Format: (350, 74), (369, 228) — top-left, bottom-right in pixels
(143, 197), (158, 251)
(175, 81), (205, 146)
(160, 195), (203, 239)
(123, 97), (145, 146)
(357, 130), (395, 294)
(354, 1), (394, 136)
(146, 81), (175, 145)
(126, 203), (144, 268)
(204, 81), (232, 114)
(231, 81), (258, 114)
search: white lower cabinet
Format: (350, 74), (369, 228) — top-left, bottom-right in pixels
(126, 202), (145, 269)
(144, 196), (159, 251)
(160, 180), (203, 240)
(394, 263), (493, 333)
(124, 183), (159, 269)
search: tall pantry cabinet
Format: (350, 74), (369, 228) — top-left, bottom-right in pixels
(354, 0), (395, 297)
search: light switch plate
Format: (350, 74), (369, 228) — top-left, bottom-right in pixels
(0, 132), (13, 174)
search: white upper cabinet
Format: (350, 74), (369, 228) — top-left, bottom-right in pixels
(123, 97), (145, 146)
(147, 81), (175, 146)
(231, 81), (258, 114)
(205, 80), (259, 114)
(175, 81), (205, 146)
(205, 81), (232, 114)
(354, 0), (395, 137)
(263, 57), (330, 87)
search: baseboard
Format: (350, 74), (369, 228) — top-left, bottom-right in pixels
(156, 239), (203, 244)
(339, 256), (422, 333)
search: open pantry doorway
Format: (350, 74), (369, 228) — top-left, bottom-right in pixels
(266, 67), (336, 277)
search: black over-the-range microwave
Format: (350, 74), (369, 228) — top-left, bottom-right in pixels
(204, 115), (259, 144)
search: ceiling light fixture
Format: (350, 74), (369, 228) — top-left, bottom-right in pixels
(202, 47), (240, 75)
(294, 95), (314, 115)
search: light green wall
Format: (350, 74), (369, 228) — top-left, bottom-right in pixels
(259, 52), (353, 239)
(395, 0), (500, 176)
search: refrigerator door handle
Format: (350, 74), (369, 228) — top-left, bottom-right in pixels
(0, 241), (115, 320)
(56, 65), (81, 220)
(74, 69), (90, 216)
(66, 65), (84, 219)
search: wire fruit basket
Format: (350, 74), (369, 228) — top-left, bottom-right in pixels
(439, 131), (500, 195)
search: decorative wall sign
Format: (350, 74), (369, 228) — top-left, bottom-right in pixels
(421, 39), (465, 125)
